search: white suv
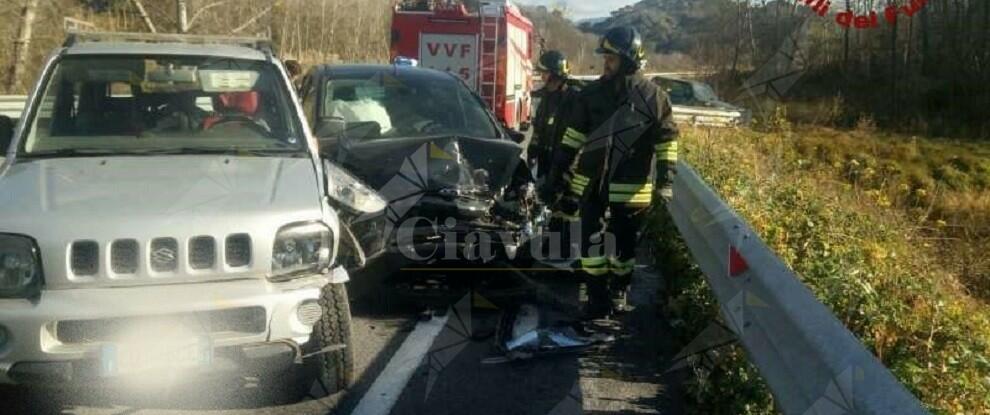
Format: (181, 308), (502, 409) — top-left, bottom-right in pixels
(0, 32), (384, 395)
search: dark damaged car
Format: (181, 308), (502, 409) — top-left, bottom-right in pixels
(299, 65), (542, 264)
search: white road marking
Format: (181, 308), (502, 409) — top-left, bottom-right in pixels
(350, 312), (450, 415)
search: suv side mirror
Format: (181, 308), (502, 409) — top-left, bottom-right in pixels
(0, 115), (14, 155)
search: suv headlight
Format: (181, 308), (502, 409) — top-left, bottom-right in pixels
(0, 234), (42, 299)
(270, 222), (332, 282)
(324, 161), (387, 214)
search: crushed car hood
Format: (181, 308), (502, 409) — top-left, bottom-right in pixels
(335, 135), (524, 200)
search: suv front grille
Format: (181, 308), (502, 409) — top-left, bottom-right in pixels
(110, 239), (139, 274)
(150, 237), (179, 272)
(225, 234), (251, 267)
(189, 236), (217, 270)
(70, 241), (99, 276)
(68, 234), (252, 277)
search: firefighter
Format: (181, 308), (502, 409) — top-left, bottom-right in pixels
(531, 50), (586, 261)
(530, 50), (581, 185)
(549, 26), (679, 319)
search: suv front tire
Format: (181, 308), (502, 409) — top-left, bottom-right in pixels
(307, 282), (354, 395)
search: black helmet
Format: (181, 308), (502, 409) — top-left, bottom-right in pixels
(596, 26), (645, 71)
(536, 50), (570, 79)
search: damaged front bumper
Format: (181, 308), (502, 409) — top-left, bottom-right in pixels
(0, 273), (336, 385)
(390, 216), (537, 263)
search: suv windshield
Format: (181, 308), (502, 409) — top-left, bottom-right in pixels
(19, 55), (304, 158)
(311, 70), (498, 140)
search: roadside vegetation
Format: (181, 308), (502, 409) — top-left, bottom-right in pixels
(651, 117), (990, 413)
(1, 0), (394, 94)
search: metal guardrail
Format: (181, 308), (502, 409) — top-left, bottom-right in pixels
(0, 95), (27, 120)
(667, 162), (929, 414)
(570, 71), (711, 82)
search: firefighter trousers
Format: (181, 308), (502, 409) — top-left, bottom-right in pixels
(575, 190), (648, 317)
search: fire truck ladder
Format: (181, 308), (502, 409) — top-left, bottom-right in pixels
(479, 4), (500, 111)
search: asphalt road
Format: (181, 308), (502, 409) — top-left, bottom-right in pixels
(1, 258), (684, 415)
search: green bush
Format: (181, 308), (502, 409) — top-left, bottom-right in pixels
(655, 127), (990, 414)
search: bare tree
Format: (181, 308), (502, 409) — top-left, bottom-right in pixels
(230, 5), (273, 35)
(131, 0), (157, 33)
(176, 0), (188, 33)
(5, 0), (39, 93)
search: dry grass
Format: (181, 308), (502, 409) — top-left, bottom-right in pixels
(658, 124), (990, 413)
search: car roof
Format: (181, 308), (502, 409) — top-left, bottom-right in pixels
(652, 75), (694, 84)
(64, 41), (268, 61)
(309, 64), (458, 81)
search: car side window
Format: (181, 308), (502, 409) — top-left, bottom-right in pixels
(665, 81), (693, 105)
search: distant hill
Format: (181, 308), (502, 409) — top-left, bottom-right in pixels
(520, 5), (604, 73)
(580, 0), (734, 54)
(521, 3), (695, 73)
(577, 17), (608, 26)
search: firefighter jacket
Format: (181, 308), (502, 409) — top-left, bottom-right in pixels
(530, 79), (583, 170)
(552, 73), (678, 211)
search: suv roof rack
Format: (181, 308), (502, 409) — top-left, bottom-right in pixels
(63, 30), (273, 54)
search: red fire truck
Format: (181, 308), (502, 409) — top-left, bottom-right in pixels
(391, 1), (534, 131)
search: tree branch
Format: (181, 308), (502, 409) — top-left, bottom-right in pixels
(230, 5), (273, 35)
(188, 1), (230, 30)
(130, 0), (157, 33)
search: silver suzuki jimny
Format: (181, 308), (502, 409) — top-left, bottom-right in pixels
(0, 32), (385, 395)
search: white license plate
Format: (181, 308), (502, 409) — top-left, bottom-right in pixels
(100, 337), (212, 377)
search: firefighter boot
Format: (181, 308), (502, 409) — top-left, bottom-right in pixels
(583, 277), (612, 320)
(609, 273), (632, 314)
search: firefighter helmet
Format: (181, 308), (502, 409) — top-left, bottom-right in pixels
(536, 50), (570, 79)
(596, 26), (646, 71)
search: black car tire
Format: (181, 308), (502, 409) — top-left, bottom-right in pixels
(306, 282), (354, 396)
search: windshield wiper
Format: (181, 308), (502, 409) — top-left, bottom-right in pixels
(18, 147), (305, 159)
(122, 147), (305, 157)
(17, 149), (127, 160)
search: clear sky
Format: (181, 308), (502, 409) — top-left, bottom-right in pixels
(513, 0), (641, 21)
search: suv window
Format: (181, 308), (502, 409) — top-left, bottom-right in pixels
(316, 71), (498, 140)
(654, 77), (694, 105)
(20, 55), (305, 158)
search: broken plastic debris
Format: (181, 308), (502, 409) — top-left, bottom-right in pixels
(496, 303), (598, 360)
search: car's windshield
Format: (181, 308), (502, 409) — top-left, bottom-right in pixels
(656, 78), (693, 105)
(19, 55), (305, 158)
(314, 70), (498, 139)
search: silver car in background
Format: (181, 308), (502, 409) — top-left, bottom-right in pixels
(534, 74), (750, 128)
(652, 76), (752, 128)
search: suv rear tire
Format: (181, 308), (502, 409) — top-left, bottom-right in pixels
(306, 282), (354, 396)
